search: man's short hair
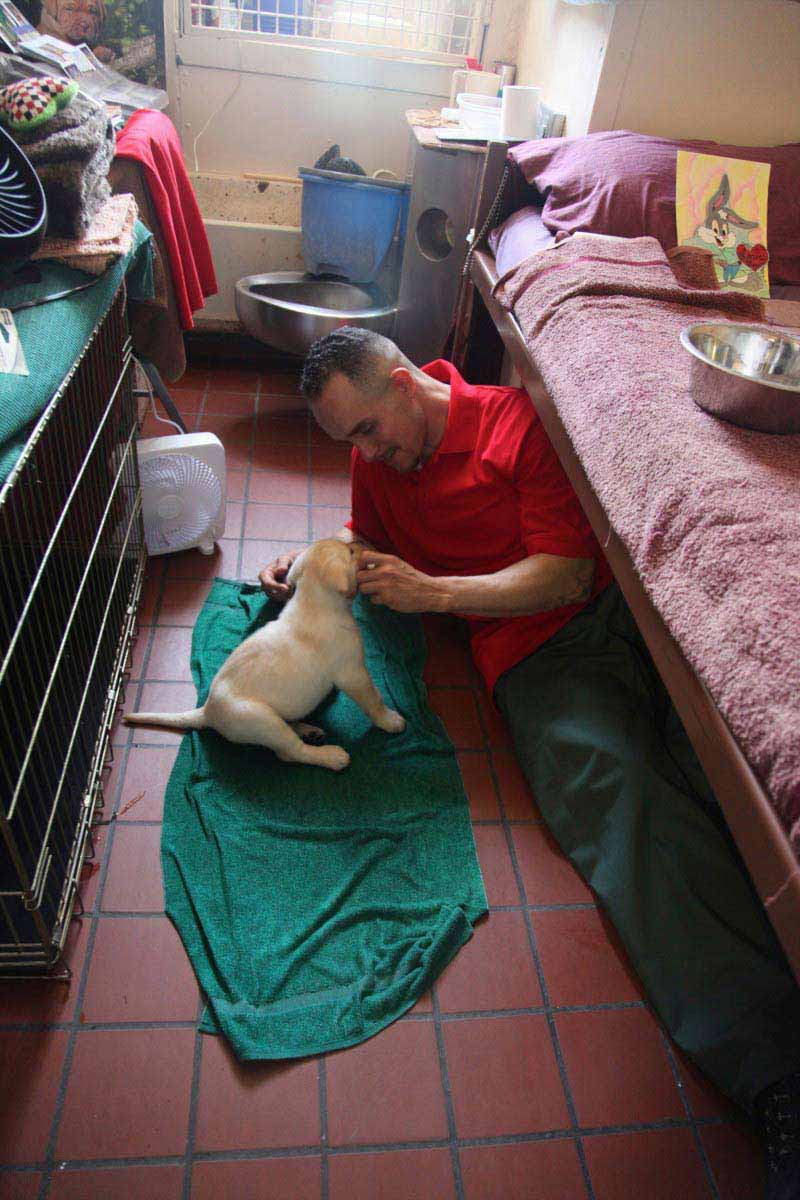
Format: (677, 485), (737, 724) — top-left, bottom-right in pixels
(300, 327), (396, 405)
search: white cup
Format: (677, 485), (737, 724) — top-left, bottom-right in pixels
(499, 85), (541, 141)
(449, 69), (501, 106)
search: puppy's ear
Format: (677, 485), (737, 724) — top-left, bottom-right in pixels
(286, 551), (306, 590)
(325, 556), (353, 596)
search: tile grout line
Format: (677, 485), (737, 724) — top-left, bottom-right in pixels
(430, 989), (466, 1200)
(318, 1056), (329, 1200)
(181, 994), (206, 1200)
(232, 500), (351, 510)
(191, 374), (211, 433)
(472, 693), (596, 1200)
(0, 998), (654, 1036)
(4, 1110), (741, 1181)
(235, 377), (260, 580)
(36, 558), (171, 1200)
(659, 1030), (721, 1199)
(419, 621), (466, 1200)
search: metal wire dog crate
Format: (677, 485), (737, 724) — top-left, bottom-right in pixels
(0, 288), (146, 975)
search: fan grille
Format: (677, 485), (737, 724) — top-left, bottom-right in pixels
(0, 153), (39, 235)
(0, 127), (46, 255)
(140, 454), (222, 555)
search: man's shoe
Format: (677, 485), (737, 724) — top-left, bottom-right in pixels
(755, 1072), (800, 1200)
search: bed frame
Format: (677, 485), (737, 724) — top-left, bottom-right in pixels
(453, 142), (800, 983)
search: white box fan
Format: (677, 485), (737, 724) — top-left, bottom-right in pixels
(137, 433), (226, 556)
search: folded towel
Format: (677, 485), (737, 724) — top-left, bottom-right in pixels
(495, 231), (763, 336)
(36, 132), (115, 238)
(32, 192), (138, 274)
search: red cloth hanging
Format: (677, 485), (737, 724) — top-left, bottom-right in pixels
(115, 110), (217, 330)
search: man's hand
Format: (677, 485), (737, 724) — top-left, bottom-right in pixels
(258, 551), (301, 601)
(357, 553), (448, 614)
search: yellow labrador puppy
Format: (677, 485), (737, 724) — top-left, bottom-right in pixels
(124, 539), (405, 770)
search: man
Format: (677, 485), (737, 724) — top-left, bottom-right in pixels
(260, 327), (800, 1199)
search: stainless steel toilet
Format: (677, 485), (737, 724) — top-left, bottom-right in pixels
(235, 272), (397, 358)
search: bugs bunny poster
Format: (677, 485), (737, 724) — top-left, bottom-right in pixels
(676, 151), (771, 299)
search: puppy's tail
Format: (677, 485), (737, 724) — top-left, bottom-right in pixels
(124, 707), (206, 731)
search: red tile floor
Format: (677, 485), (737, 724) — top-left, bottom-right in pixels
(0, 367), (764, 1199)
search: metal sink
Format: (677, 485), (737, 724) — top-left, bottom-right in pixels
(235, 271), (397, 357)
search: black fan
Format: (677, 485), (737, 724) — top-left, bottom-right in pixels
(0, 123), (47, 270)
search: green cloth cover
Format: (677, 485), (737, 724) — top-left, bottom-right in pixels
(162, 579), (488, 1060)
(0, 219), (153, 485)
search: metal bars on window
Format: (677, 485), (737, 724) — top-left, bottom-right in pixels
(189, 0), (485, 59)
(0, 290), (146, 974)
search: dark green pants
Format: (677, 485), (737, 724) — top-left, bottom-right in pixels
(494, 583), (800, 1112)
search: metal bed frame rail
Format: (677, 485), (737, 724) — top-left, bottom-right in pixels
(0, 289), (146, 975)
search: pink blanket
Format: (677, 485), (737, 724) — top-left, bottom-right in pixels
(496, 234), (800, 857)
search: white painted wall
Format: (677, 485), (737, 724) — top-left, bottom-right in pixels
(514, 0), (614, 135)
(590, 0), (800, 145)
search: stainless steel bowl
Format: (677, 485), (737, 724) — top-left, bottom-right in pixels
(235, 271), (397, 358)
(680, 322), (800, 434)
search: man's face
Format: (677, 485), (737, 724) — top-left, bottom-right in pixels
(57, 0), (104, 43)
(313, 371), (426, 474)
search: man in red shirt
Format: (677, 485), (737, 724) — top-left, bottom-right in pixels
(260, 328), (800, 1197)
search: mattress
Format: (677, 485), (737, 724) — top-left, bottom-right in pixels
(487, 205), (555, 280)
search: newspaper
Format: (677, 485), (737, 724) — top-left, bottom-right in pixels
(0, 0), (37, 51)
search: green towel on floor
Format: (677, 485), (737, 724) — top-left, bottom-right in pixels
(162, 579), (488, 1060)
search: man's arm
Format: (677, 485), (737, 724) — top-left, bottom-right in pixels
(357, 551), (595, 617)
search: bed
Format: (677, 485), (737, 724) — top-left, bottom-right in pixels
(452, 130), (800, 981)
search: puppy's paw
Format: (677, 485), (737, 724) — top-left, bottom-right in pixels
(318, 745), (350, 771)
(377, 708), (406, 735)
(295, 722), (326, 745)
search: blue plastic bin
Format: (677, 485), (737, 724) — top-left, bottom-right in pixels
(299, 167), (410, 283)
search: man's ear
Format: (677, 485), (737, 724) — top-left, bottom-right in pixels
(389, 366), (415, 397)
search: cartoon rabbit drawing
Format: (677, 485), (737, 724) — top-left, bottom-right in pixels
(693, 173), (765, 284)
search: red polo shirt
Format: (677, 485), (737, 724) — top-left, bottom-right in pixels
(347, 360), (612, 694)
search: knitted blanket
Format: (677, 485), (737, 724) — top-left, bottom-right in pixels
(15, 94), (114, 238)
(495, 233), (800, 856)
(32, 192), (137, 275)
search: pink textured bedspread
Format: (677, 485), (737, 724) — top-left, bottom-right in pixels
(496, 234), (800, 857)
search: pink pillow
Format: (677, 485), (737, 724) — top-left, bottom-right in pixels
(509, 129), (800, 285)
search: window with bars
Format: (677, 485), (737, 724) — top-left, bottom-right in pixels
(189, 0), (487, 59)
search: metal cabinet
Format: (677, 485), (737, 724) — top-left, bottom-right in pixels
(394, 125), (487, 366)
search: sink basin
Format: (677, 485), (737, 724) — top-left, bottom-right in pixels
(235, 271), (397, 357)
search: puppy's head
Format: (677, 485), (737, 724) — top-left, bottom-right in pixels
(287, 538), (360, 600)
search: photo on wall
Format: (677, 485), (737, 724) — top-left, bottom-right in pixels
(676, 150), (771, 299)
(12, 0), (165, 85)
